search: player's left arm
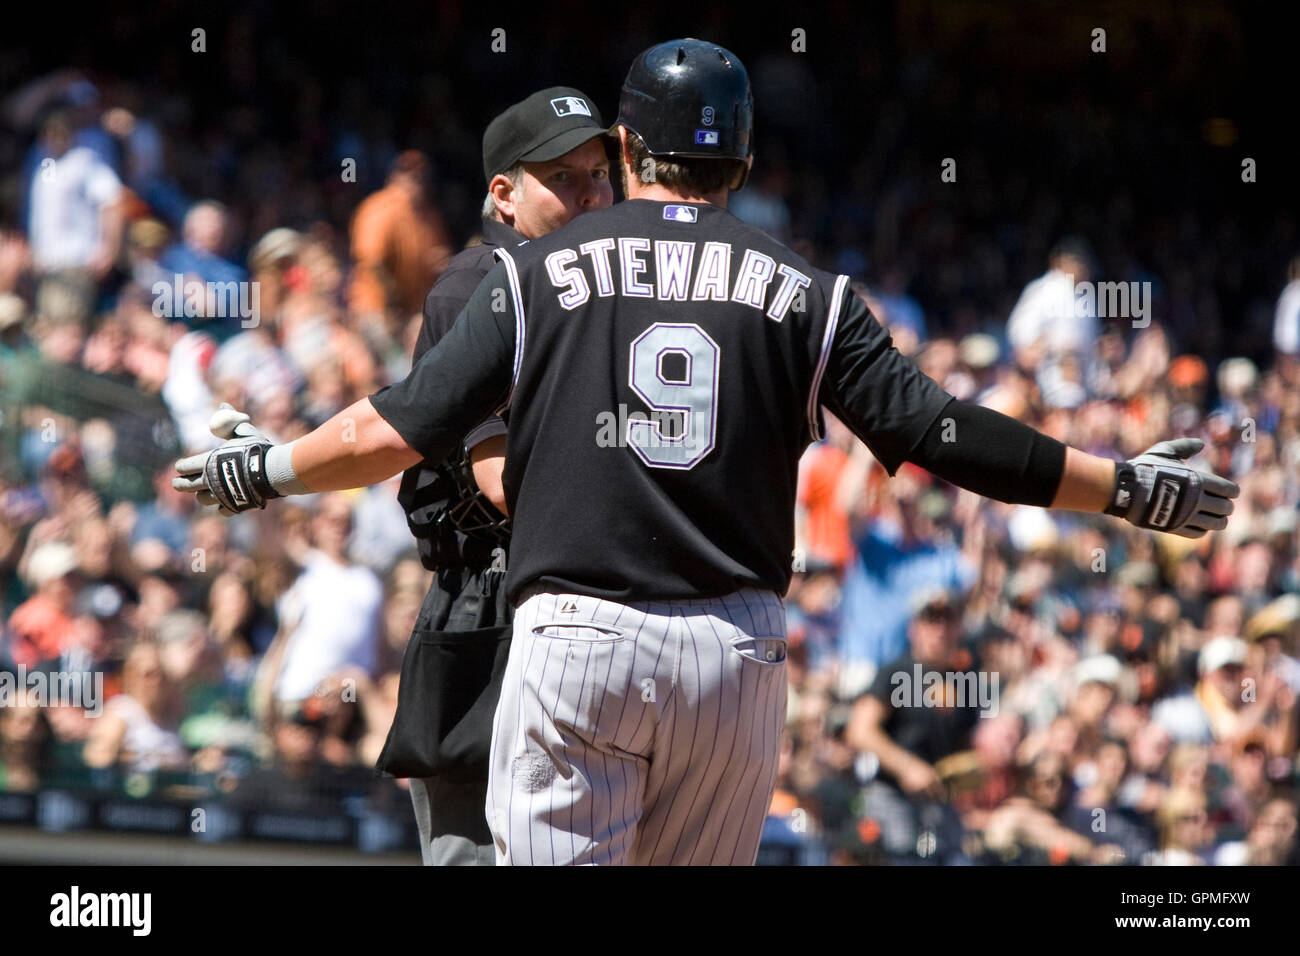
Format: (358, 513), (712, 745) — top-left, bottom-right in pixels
(821, 291), (1238, 537)
(175, 263), (518, 511)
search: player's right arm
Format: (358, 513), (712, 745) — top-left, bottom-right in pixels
(175, 263), (518, 510)
(822, 291), (1238, 536)
(280, 398), (422, 492)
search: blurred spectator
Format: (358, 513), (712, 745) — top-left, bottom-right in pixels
(866, 267), (927, 343)
(1065, 655), (1122, 763)
(983, 751), (1123, 864)
(1153, 635), (1294, 750)
(0, 700), (50, 792)
(279, 237), (378, 405)
(159, 200), (248, 288)
(1145, 787), (1211, 865)
(836, 466), (975, 696)
(795, 416), (855, 571)
(246, 228), (303, 333)
(846, 587), (981, 861)
(729, 166), (792, 243)
(25, 111), (124, 279)
(0, 293), (32, 358)
(1214, 795), (1299, 866)
(83, 641), (187, 773)
(1272, 254), (1300, 361)
(1006, 237), (1098, 409)
(207, 570), (273, 662)
(163, 329), (220, 453)
(346, 150), (452, 337)
(263, 494), (383, 709)
(4, 541), (80, 669)
(125, 218), (171, 292)
(347, 475), (414, 574)
(1065, 739), (1156, 862)
(1246, 595), (1300, 694)
(128, 466), (193, 562)
(207, 320), (303, 424)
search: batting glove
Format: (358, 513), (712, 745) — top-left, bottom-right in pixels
(173, 404), (282, 515)
(1104, 437), (1238, 538)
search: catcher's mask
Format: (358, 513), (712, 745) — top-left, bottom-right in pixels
(439, 445), (510, 543)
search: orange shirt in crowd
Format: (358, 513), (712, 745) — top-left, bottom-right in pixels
(799, 442), (854, 570)
(347, 185), (452, 318)
(5, 594), (78, 668)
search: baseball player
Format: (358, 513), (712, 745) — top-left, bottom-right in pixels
(175, 39), (1238, 865)
(380, 86), (614, 866)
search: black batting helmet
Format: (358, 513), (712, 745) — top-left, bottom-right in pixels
(615, 38), (754, 189)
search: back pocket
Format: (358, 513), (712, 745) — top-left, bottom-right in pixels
(729, 635), (787, 665)
(531, 621), (625, 643)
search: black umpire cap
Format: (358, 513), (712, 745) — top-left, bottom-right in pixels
(482, 87), (612, 184)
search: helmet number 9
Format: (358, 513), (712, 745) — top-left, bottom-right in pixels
(701, 106), (715, 127)
(627, 323), (719, 470)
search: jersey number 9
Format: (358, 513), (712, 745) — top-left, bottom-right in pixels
(627, 323), (720, 470)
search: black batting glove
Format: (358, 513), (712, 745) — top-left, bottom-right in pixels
(173, 404), (282, 515)
(1104, 437), (1239, 538)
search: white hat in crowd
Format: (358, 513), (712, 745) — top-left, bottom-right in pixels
(26, 541), (80, 586)
(1074, 654), (1123, 688)
(1199, 635), (1248, 675)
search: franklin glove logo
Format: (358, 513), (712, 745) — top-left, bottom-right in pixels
(221, 458), (248, 506)
(1149, 477), (1180, 528)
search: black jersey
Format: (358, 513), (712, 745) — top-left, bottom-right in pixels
(370, 199), (952, 604)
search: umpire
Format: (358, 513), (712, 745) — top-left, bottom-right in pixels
(375, 87), (615, 865)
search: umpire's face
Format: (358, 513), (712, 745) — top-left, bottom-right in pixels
(507, 137), (613, 239)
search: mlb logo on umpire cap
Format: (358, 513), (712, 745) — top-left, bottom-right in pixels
(663, 205), (698, 223)
(551, 96), (592, 118)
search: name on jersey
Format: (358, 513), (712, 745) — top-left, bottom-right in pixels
(543, 238), (812, 322)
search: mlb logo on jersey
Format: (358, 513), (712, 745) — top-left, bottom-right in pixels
(551, 96), (592, 118)
(663, 205), (698, 223)
(694, 129), (720, 146)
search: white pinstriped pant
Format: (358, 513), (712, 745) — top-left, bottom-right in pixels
(486, 587), (788, 865)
